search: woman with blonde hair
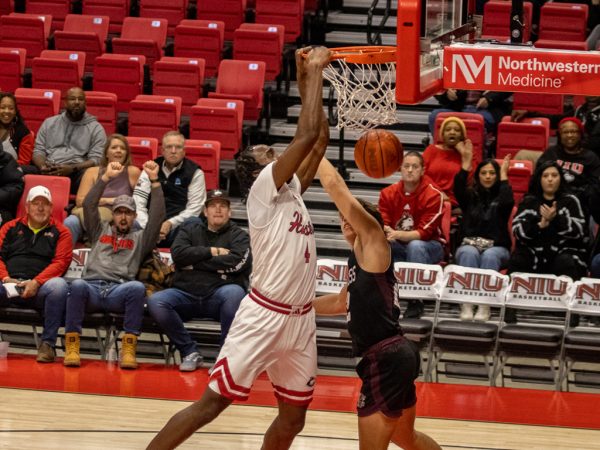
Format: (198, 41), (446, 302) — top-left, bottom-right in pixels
(63, 134), (141, 245)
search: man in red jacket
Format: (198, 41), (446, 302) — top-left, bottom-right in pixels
(0, 185), (73, 362)
(378, 151), (446, 318)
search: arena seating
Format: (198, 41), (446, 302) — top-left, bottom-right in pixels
(0, 13), (52, 67)
(255, 0), (304, 43)
(138, 0), (188, 36)
(126, 136), (159, 168)
(196, 0), (246, 41)
(496, 116), (550, 160)
(481, 0), (533, 42)
(537, 2), (588, 43)
(0, 47), (25, 92)
(434, 112), (485, 164)
(512, 92), (564, 116)
(25, 0), (70, 30)
(14, 87), (61, 134)
(111, 17), (168, 71)
(84, 90), (118, 134)
(184, 139), (221, 189)
(173, 20), (224, 78)
(152, 56), (205, 116)
(127, 94), (182, 147)
(16, 174), (71, 222)
(93, 53), (145, 113)
(82, 0), (129, 34)
(31, 50), (86, 96)
(234, 23), (285, 81)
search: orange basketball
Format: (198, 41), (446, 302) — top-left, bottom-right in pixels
(354, 129), (403, 178)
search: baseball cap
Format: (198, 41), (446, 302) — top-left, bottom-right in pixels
(205, 189), (230, 206)
(112, 195), (136, 212)
(26, 186), (52, 203)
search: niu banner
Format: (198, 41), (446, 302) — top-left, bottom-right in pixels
(443, 43), (600, 95)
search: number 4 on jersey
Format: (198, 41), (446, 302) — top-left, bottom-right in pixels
(304, 244), (310, 263)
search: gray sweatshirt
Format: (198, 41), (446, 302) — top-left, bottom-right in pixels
(32, 112), (106, 165)
(82, 177), (165, 282)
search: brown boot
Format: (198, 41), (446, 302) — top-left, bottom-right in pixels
(120, 333), (138, 369)
(36, 342), (56, 363)
(63, 332), (81, 367)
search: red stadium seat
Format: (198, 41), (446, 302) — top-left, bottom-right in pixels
(85, 91), (118, 134)
(93, 53), (146, 113)
(139, 0), (188, 36)
(538, 2), (588, 42)
(127, 95), (182, 148)
(506, 160), (533, 204)
(434, 112), (485, 165)
(534, 40), (588, 51)
(111, 17), (168, 70)
(208, 59), (266, 121)
(31, 50), (85, 97)
(255, 0), (304, 43)
(25, 0), (70, 31)
(234, 23), (284, 81)
(196, 0), (246, 41)
(496, 116), (550, 160)
(190, 98), (244, 160)
(0, 14), (52, 68)
(126, 136), (159, 168)
(185, 139), (221, 189)
(512, 92), (564, 115)
(82, 0), (130, 34)
(14, 87), (61, 134)
(0, 47), (26, 92)
(153, 57), (205, 116)
(54, 14), (110, 73)
(174, 20), (224, 78)
(481, 1), (533, 42)
(17, 174), (71, 222)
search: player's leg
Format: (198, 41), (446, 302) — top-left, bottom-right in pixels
(358, 411), (396, 449)
(390, 405), (442, 450)
(262, 400), (308, 450)
(146, 387), (232, 450)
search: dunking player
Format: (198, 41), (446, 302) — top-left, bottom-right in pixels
(147, 46), (331, 450)
(313, 157), (442, 450)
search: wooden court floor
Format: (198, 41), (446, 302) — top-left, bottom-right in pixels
(1, 355), (600, 449)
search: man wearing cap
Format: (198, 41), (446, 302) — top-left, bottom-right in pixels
(0, 185), (72, 363)
(133, 131), (206, 248)
(148, 189), (251, 372)
(63, 160), (165, 369)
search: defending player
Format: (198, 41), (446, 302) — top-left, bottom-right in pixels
(313, 157), (442, 450)
(147, 46), (331, 450)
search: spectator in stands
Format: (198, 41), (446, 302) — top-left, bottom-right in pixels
(0, 185), (72, 363)
(454, 155), (515, 321)
(0, 92), (36, 173)
(148, 189), (251, 372)
(423, 116), (479, 209)
(428, 89), (512, 136)
(133, 131), (206, 248)
(575, 96), (600, 154)
(63, 134), (141, 246)
(32, 87), (106, 194)
(379, 151), (446, 319)
(63, 161), (165, 369)
(0, 147), (24, 226)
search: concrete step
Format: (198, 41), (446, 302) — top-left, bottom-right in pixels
(326, 10), (397, 28)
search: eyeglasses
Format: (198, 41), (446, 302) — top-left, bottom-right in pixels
(164, 144), (185, 151)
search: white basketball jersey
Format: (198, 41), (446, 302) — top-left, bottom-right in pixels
(247, 162), (317, 306)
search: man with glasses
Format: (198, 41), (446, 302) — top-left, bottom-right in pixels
(133, 131), (206, 247)
(63, 160), (165, 369)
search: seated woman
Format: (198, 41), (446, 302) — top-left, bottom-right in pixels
(423, 116), (479, 209)
(0, 92), (36, 173)
(63, 134), (141, 245)
(454, 155), (515, 321)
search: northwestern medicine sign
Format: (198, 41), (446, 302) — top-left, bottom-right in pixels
(443, 44), (600, 95)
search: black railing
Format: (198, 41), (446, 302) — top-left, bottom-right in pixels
(367, 0), (394, 45)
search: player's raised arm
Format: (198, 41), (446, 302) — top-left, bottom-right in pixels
(296, 115), (329, 193)
(317, 158), (389, 272)
(272, 46), (330, 190)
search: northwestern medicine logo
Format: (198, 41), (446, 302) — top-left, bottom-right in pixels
(451, 53), (600, 89)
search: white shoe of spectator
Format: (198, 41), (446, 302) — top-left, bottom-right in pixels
(180, 352), (203, 372)
(460, 304), (474, 321)
(474, 305), (491, 322)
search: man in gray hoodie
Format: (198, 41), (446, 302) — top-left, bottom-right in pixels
(63, 160), (165, 370)
(32, 87), (106, 194)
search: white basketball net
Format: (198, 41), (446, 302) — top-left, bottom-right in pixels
(323, 59), (398, 131)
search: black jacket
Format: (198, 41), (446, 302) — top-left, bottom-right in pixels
(434, 90), (513, 125)
(171, 216), (252, 298)
(0, 150), (24, 225)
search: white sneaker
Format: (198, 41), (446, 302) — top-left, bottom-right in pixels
(460, 304), (474, 321)
(179, 352), (203, 372)
(474, 305), (491, 322)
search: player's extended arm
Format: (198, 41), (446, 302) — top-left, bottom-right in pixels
(296, 115), (329, 193)
(272, 46), (330, 190)
(313, 285), (347, 316)
(317, 158), (389, 272)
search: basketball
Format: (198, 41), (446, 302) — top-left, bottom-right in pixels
(354, 129), (403, 178)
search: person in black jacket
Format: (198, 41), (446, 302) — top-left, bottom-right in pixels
(148, 189), (252, 372)
(0, 149), (24, 226)
(454, 155), (515, 321)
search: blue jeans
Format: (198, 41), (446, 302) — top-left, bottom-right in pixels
(0, 277), (69, 346)
(391, 240), (444, 264)
(428, 105), (496, 135)
(455, 245), (510, 271)
(63, 215), (82, 246)
(591, 254), (600, 278)
(148, 284), (245, 357)
(66, 279), (146, 335)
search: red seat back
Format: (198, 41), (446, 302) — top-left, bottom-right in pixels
(139, 0), (188, 36)
(128, 95), (182, 147)
(26, 0), (70, 30)
(0, 47), (26, 92)
(512, 92), (564, 115)
(538, 3), (588, 42)
(234, 24), (284, 81)
(496, 116), (550, 160)
(190, 98), (244, 159)
(17, 174), (71, 222)
(111, 17), (168, 69)
(481, 1), (532, 42)
(93, 53), (146, 113)
(82, 0), (130, 34)
(174, 20), (224, 77)
(255, 0), (304, 43)
(496, 159), (533, 204)
(85, 91), (118, 134)
(14, 87), (61, 134)
(0, 14), (52, 67)
(185, 139), (221, 189)
(54, 14), (109, 72)
(196, 0), (246, 41)
(32, 50), (85, 97)
(153, 57), (205, 116)
(126, 136), (159, 168)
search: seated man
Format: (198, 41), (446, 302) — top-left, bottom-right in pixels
(133, 131), (206, 248)
(63, 161), (165, 369)
(379, 151), (446, 318)
(0, 148), (24, 226)
(32, 87), (106, 194)
(148, 189), (251, 372)
(0, 185), (72, 362)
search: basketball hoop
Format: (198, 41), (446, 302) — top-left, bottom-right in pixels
(323, 46), (398, 131)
